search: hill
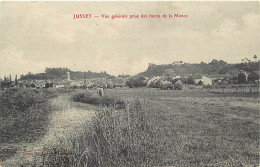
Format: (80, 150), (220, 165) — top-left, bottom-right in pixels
(135, 60), (259, 78)
(20, 68), (114, 81)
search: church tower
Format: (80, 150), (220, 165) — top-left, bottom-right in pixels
(67, 72), (71, 81)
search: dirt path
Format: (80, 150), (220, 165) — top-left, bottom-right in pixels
(0, 93), (95, 167)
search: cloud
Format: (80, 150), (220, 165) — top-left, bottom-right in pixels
(0, 47), (47, 77)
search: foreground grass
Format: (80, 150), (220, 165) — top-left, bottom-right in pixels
(0, 88), (57, 143)
(107, 88), (260, 166)
(20, 88), (258, 167)
(42, 93), (165, 166)
(0, 88), (58, 161)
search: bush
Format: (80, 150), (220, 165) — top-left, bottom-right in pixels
(72, 92), (126, 110)
(0, 88), (53, 143)
(42, 98), (165, 166)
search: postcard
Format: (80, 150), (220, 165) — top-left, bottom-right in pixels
(0, 1), (259, 167)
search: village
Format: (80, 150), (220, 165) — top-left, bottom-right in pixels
(0, 64), (258, 94)
(1, 1), (259, 166)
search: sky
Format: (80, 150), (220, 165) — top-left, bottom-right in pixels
(0, 2), (259, 78)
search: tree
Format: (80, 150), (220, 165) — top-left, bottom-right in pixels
(174, 80), (183, 90)
(254, 55), (258, 62)
(126, 77), (146, 88)
(238, 73), (247, 84)
(185, 76), (195, 85)
(49, 82), (54, 88)
(126, 79), (134, 88)
(1, 81), (6, 90)
(209, 59), (227, 65)
(45, 83), (50, 88)
(248, 72), (259, 83)
(15, 74), (18, 86)
(9, 74), (12, 82)
(200, 61), (206, 65)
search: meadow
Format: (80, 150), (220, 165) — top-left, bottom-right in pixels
(105, 87), (259, 166)
(41, 87), (259, 166)
(1, 87), (259, 167)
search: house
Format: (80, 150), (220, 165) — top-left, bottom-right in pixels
(146, 76), (162, 88)
(55, 80), (70, 88)
(194, 75), (212, 85)
(70, 80), (85, 87)
(170, 76), (182, 83)
(209, 74), (233, 84)
(35, 80), (46, 89)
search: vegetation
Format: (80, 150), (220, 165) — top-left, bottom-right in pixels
(72, 92), (126, 110)
(124, 60), (259, 88)
(125, 77), (147, 88)
(20, 67), (114, 81)
(238, 73), (247, 84)
(40, 88), (259, 166)
(0, 88), (55, 143)
(1, 87), (258, 166)
(42, 96), (165, 166)
(105, 88), (259, 166)
(136, 60), (259, 78)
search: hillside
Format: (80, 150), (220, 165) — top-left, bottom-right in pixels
(20, 68), (114, 81)
(135, 60), (259, 78)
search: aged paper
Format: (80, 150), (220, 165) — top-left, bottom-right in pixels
(0, 1), (259, 167)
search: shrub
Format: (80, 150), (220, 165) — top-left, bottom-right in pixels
(72, 92), (126, 110)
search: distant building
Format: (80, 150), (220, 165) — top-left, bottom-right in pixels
(70, 80), (84, 87)
(55, 80), (70, 88)
(172, 61), (184, 65)
(171, 76), (182, 81)
(194, 75), (212, 85)
(209, 74), (233, 84)
(67, 72), (71, 81)
(146, 76), (162, 87)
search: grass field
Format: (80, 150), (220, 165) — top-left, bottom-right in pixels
(103, 87), (259, 166)
(1, 87), (259, 166)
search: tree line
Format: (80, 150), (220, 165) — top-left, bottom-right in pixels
(0, 74), (18, 90)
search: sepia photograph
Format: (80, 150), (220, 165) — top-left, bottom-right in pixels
(0, 1), (259, 167)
